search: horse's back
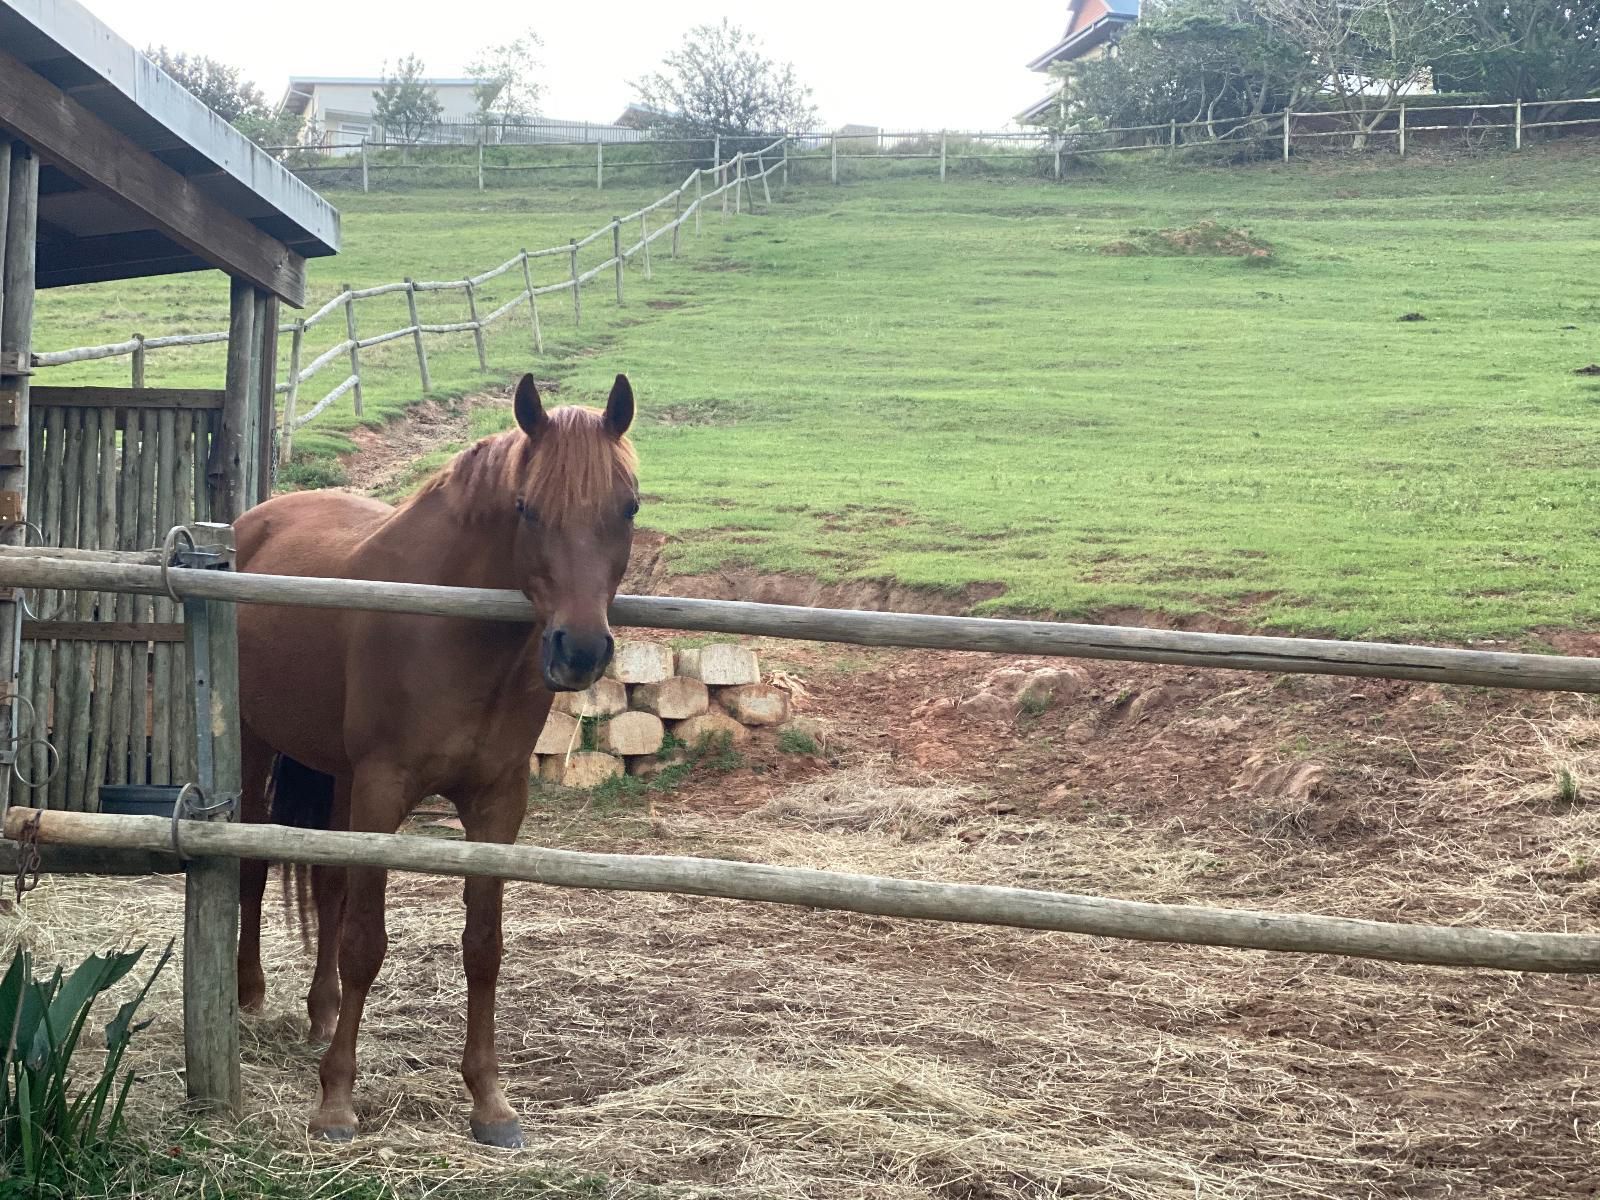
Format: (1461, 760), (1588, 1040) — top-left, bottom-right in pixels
(236, 490), (395, 776)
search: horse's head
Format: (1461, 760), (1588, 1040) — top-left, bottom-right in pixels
(510, 372), (638, 692)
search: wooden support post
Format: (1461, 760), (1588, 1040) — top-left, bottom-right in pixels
(611, 218), (624, 305)
(179, 522), (241, 1117)
(464, 282), (488, 371)
(712, 133), (720, 182)
(477, 141), (484, 191)
(280, 320), (303, 464)
(253, 296), (277, 503)
(208, 278), (254, 523)
(734, 155), (743, 215)
(1170, 119), (1177, 153)
(831, 131), (839, 184)
(939, 130), (947, 182)
(671, 189), (682, 258)
(1054, 139), (1063, 179)
(596, 142), (603, 190)
(131, 333), (146, 388)
(694, 170), (703, 236)
(1282, 111), (1292, 162)
(1398, 105), (1406, 157)
(519, 252), (542, 355)
(1515, 98), (1523, 149)
(341, 285), (363, 417)
(568, 240), (581, 327)
(760, 156), (771, 205)
(360, 140), (369, 193)
(782, 136), (789, 187)
(0, 141), (38, 773)
(404, 279), (430, 392)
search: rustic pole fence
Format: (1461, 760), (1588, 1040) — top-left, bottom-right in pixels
(2, 551), (1598, 696)
(9, 803), (1600, 974)
(341, 284), (362, 416)
(130, 333), (145, 387)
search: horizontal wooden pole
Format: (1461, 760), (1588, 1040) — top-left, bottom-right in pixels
(0, 553), (1595, 694)
(31, 386), (224, 410)
(23, 620), (185, 643)
(6, 807), (1596, 972)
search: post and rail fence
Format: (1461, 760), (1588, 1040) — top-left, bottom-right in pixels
(3, 535), (1600, 1117)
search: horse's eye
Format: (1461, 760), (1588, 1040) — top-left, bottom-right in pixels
(623, 499), (640, 521)
(516, 498), (537, 523)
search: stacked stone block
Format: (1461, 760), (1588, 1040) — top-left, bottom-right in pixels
(532, 640), (790, 786)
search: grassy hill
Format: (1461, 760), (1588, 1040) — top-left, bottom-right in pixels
(32, 149), (1600, 639)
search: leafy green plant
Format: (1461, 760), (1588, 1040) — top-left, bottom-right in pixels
(777, 728), (817, 755)
(1, 941), (173, 1190)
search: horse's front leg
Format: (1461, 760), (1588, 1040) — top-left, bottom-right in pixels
(455, 776), (529, 1148)
(309, 762), (409, 1142)
(236, 727), (274, 1012)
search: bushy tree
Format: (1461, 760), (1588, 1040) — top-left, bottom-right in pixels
(632, 20), (818, 138)
(372, 55), (445, 142)
(146, 47), (303, 147)
(1437, 0), (1600, 102)
(469, 30), (543, 126)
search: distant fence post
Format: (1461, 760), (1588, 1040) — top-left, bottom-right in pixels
(520, 251), (542, 355)
(1054, 138), (1063, 179)
(640, 212), (652, 280)
(782, 136), (789, 187)
(611, 218), (623, 305)
(712, 133), (721, 179)
(596, 142), (603, 190)
(131, 333), (146, 388)
(404, 279), (430, 392)
(568, 239), (581, 327)
(464, 281), (488, 371)
(831, 131), (839, 184)
(759, 154), (771, 205)
(1399, 105), (1407, 157)
(735, 154), (744, 215)
(281, 319), (304, 463)
(1282, 112), (1292, 162)
(671, 187), (682, 257)
(360, 141), (369, 193)
(342, 284), (363, 416)
(477, 142), (484, 191)
(1169, 118), (1177, 154)
(1515, 98), (1523, 149)
(694, 170), (703, 236)
(939, 130), (947, 182)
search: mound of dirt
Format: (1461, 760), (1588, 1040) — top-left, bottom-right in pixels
(1101, 220), (1273, 259)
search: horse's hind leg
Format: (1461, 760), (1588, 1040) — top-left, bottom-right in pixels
(307, 774), (352, 1043)
(237, 726), (273, 1012)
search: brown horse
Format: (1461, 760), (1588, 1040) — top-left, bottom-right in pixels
(233, 373), (638, 1146)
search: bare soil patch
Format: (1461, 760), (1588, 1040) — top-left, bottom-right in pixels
(1101, 220), (1273, 259)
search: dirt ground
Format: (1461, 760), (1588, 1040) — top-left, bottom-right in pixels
(9, 398), (1600, 1197)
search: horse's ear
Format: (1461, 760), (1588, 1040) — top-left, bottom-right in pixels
(604, 374), (634, 438)
(513, 374), (546, 437)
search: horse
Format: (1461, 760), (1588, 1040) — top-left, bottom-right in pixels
(232, 373), (639, 1147)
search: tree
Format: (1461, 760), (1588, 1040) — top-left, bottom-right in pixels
(372, 55), (445, 143)
(632, 20), (818, 138)
(146, 47), (303, 147)
(1437, 0), (1600, 102)
(468, 30), (543, 127)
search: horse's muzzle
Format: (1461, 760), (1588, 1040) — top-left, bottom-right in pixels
(541, 627), (615, 692)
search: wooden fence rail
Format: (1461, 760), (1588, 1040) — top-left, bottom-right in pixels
(8, 806), (1600, 973)
(31, 139), (789, 462)
(1, 550), (1597, 694)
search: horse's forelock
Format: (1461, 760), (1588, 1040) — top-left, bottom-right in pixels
(518, 405), (637, 526)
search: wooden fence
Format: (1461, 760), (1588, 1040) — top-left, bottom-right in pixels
(29, 138), (790, 463)
(3, 534), (1600, 1115)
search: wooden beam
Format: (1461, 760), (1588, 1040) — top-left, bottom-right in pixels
(10, 805), (1600, 974)
(35, 229), (212, 290)
(0, 47), (307, 305)
(22, 620), (186, 642)
(208, 279), (254, 522)
(255, 297), (278, 502)
(31, 385), (224, 409)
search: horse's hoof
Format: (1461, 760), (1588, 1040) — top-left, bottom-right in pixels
(311, 1124), (355, 1144)
(469, 1118), (524, 1149)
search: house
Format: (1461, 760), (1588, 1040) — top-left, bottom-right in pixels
(278, 76), (483, 145)
(1019, 0), (1141, 124)
(614, 103), (668, 130)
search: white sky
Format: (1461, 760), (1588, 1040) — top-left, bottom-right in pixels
(83, 0), (1066, 130)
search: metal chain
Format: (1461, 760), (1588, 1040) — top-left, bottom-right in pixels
(12, 810), (41, 905)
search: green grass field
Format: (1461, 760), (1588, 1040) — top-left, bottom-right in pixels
(32, 149), (1600, 640)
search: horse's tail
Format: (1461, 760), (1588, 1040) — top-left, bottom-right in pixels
(267, 754), (335, 953)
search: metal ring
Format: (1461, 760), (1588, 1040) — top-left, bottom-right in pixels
(17, 521), (58, 622)
(171, 781), (204, 859)
(10, 694), (38, 741)
(160, 526), (197, 605)
(9, 738), (60, 791)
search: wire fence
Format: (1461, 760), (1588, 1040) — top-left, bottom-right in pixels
(31, 138), (791, 462)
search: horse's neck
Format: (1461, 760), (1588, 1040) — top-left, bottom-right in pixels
(364, 481), (520, 593)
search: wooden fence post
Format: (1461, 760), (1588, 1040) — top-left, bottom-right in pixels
(1170, 118), (1177, 153)
(519, 252), (542, 355)
(782, 136), (789, 187)
(1054, 139), (1063, 179)
(612, 218), (624, 305)
(360, 141), (368, 193)
(569, 239), (581, 327)
(1515, 97), (1523, 149)
(1398, 105), (1407, 157)
(831, 131), (839, 184)
(341, 285), (363, 416)
(640, 212), (652, 280)
(694, 171), (703, 236)
(477, 141), (484, 191)
(280, 320), (304, 463)
(712, 133), (720, 182)
(131, 333), (145, 388)
(759, 155), (771, 205)
(939, 130), (947, 182)
(464, 282), (488, 371)
(180, 522), (241, 1118)
(596, 142), (603, 190)
(735, 154), (744, 215)
(1282, 111), (1292, 162)
(671, 188), (682, 257)
(404, 279), (430, 392)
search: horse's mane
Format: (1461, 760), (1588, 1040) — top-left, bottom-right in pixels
(406, 406), (637, 526)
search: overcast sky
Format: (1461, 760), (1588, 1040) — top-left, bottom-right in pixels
(82, 0), (1066, 130)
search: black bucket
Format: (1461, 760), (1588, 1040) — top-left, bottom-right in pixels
(96, 785), (183, 818)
